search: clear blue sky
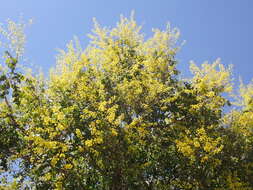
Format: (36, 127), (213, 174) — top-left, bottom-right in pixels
(1, 0), (253, 84)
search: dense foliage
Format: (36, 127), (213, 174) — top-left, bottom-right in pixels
(0, 15), (253, 190)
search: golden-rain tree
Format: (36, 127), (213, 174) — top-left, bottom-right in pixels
(0, 14), (253, 190)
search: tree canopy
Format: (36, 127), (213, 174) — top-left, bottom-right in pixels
(0, 14), (253, 190)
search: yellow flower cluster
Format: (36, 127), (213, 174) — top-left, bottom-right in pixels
(176, 127), (223, 163)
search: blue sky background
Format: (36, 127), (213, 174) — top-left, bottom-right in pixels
(0, 0), (253, 84)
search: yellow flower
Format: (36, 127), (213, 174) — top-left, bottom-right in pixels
(85, 139), (93, 147)
(55, 181), (63, 190)
(204, 142), (212, 152)
(94, 137), (103, 144)
(46, 141), (57, 149)
(111, 128), (118, 136)
(98, 101), (107, 111)
(52, 106), (60, 113)
(64, 164), (73, 170)
(193, 141), (200, 148)
(201, 155), (209, 163)
(49, 132), (58, 138)
(107, 112), (115, 123)
(44, 173), (51, 181)
(75, 129), (82, 138)
(62, 144), (69, 152)
(44, 116), (51, 125)
(57, 124), (66, 131)
(57, 112), (65, 121)
(51, 157), (59, 167)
